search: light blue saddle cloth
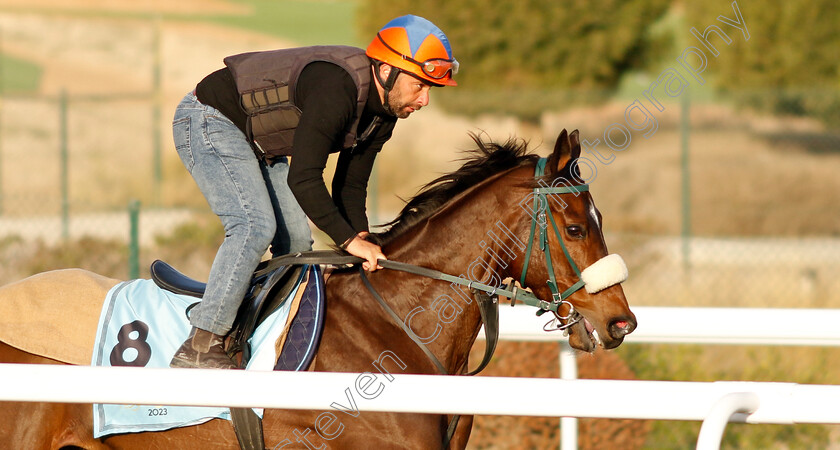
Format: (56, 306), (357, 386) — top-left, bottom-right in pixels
(90, 278), (296, 438)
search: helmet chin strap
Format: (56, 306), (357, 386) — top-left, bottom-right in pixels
(373, 60), (400, 116)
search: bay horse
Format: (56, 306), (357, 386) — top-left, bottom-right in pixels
(0, 129), (635, 449)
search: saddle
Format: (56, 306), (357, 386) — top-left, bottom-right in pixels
(150, 258), (327, 450)
(150, 258), (326, 371)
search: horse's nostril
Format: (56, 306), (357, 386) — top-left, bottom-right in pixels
(609, 317), (636, 339)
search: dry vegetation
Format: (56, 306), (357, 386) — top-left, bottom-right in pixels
(1, 2), (839, 448)
(468, 342), (650, 449)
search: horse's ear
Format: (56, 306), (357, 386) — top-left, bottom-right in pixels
(569, 129), (581, 153)
(547, 129), (581, 174)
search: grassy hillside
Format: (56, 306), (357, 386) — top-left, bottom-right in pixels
(206, 0), (361, 46)
(0, 53), (41, 94)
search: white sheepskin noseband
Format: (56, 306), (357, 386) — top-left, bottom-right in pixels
(580, 254), (628, 294)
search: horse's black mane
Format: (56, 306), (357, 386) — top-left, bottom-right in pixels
(372, 132), (540, 245)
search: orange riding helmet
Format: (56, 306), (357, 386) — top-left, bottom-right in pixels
(366, 15), (458, 87)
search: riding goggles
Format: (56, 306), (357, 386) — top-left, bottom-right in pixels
(376, 33), (459, 80)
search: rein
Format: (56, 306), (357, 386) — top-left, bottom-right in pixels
(258, 254), (561, 313)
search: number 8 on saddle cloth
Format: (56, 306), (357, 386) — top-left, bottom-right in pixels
(89, 262), (327, 438)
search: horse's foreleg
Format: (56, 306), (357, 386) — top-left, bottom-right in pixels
(446, 414), (473, 450)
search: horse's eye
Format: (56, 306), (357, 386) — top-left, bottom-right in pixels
(566, 225), (585, 239)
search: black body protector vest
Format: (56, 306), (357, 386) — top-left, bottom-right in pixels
(224, 46), (373, 162)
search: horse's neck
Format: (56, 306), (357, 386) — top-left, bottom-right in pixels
(379, 183), (519, 374)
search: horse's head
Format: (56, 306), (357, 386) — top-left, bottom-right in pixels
(509, 129), (636, 352)
(375, 129), (635, 352)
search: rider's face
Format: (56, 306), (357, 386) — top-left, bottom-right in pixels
(387, 73), (432, 119)
(376, 64), (433, 119)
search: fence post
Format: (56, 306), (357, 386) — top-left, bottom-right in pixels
(559, 341), (578, 450)
(128, 199), (141, 279)
(0, 27), (4, 216)
(680, 90), (691, 272)
(152, 16), (163, 207)
(60, 89), (69, 240)
(0, 86), (3, 216)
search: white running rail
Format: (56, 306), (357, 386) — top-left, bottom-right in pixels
(0, 363), (837, 424)
(492, 306), (840, 449)
(495, 306), (840, 346)
(2, 306), (840, 449)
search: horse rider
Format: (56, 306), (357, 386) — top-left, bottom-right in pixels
(170, 15), (459, 369)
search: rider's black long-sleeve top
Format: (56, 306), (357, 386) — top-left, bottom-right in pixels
(195, 61), (396, 246)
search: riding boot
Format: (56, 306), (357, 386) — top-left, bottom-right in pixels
(170, 327), (237, 369)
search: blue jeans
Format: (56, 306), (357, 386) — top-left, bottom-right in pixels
(172, 91), (313, 334)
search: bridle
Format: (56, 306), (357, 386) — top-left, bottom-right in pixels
(519, 157), (591, 332)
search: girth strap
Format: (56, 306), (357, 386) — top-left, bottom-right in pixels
(230, 407), (264, 450)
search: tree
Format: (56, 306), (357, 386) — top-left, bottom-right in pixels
(684, 0), (840, 126)
(359, 0), (672, 121)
